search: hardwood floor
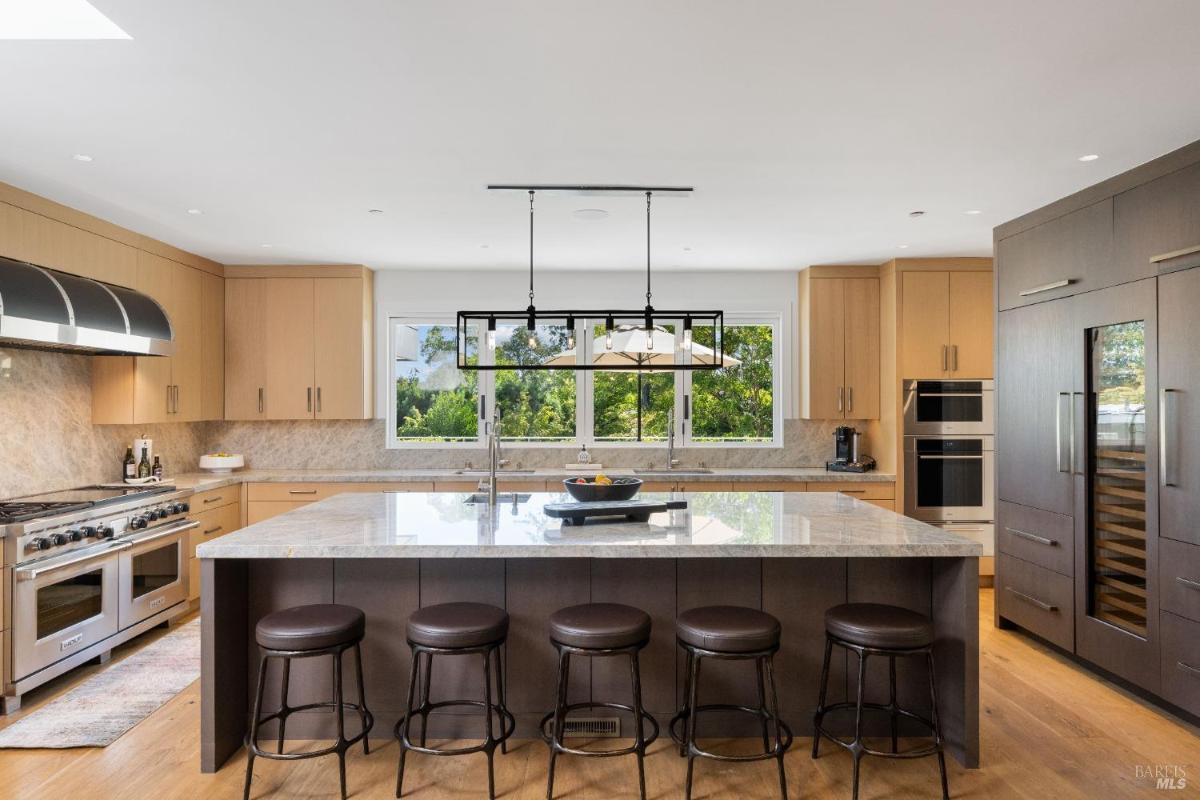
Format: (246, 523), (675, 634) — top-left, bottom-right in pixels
(1, 590), (1196, 799)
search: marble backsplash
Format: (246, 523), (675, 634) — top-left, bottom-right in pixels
(0, 348), (208, 499)
(203, 417), (860, 471)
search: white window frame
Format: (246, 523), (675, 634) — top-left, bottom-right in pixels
(386, 312), (783, 449)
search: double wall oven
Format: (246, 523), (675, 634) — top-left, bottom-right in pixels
(2, 485), (194, 712)
(903, 379), (995, 555)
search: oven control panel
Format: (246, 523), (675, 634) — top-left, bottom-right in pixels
(19, 498), (191, 557)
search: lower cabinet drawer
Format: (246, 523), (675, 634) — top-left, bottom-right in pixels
(246, 501), (310, 525)
(1161, 611), (1200, 717)
(997, 500), (1074, 576)
(807, 481), (894, 499)
(191, 485), (239, 512)
(997, 553), (1074, 651)
(1160, 538), (1200, 623)
(189, 503), (241, 558)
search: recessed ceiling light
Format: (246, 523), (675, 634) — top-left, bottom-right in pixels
(1, 0), (131, 40)
(682, 246), (693, 252)
(964, 209), (982, 215)
(572, 208), (609, 221)
(898, 244), (910, 249)
(72, 153), (93, 162)
(367, 209), (384, 214)
(186, 208), (203, 215)
(479, 244), (490, 249)
(259, 244), (273, 248)
(1079, 154), (1100, 162)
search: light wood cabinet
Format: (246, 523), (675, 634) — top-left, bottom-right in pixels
(187, 501), (241, 603)
(799, 271), (880, 420)
(224, 268), (374, 421)
(245, 481), (432, 524)
(900, 270), (993, 379)
(200, 272), (225, 420)
(92, 253), (220, 423)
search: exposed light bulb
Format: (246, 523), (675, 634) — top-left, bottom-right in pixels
(527, 333), (537, 348)
(683, 328), (693, 350)
(486, 330), (496, 349)
(605, 331), (613, 350)
(646, 329), (655, 351)
(567, 332), (575, 349)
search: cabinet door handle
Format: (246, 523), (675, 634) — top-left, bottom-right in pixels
(174, 385), (180, 414)
(1055, 392), (1071, 473)
(837, 387), (844, 413)
(951, 345), (958, 372)
(941, 345), (948, 372)
(1151, 244), (1200, 264)
(1178, 660), (1200, 678)
(1019, 278), (1075, 297)
(258, 388), (264, 414)
(288, 489), (319, 495)
(202, 496), (223, 504)
(1006, 527), (1057, 547)
(307, 387), (313, 412)
(1005, 586), (1057, 612)
(1176, 576), (1200, 591)
(1161, 388), (1180, 487)
(316, 386), (322, 413)
(166, 385), (173, 414)
(203, 526), (223, 535)
(848, 386), (853, 413)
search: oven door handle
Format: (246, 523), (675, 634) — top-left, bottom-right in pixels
(125, 519), (199, 548)
(915, 454), (985, 460)
(916, 392), (985, 398)
(14, 541), (131, 582)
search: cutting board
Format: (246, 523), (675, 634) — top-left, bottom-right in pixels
(544, 498), (688, 526)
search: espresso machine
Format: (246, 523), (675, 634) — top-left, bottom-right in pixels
(826, 425), (876, 473)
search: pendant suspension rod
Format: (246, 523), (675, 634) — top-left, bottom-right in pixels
(645, 190), (653, 306)
(528, 189), (535, 305)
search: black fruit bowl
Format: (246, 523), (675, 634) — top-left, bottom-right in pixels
(563, 477), (643, 502)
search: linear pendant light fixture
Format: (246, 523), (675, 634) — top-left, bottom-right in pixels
(457, 185), (726, 371)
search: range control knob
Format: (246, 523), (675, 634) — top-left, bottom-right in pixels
(79, 526), (97, 539)
(130, 516), (148, 529)
(177, 501), (190, 513)
(66, 528), (84, 542)
(155, 508), (169, 520)
(49, 533), (69, 547)
(29, 537), (51, 551)
(97, 526), (114, 539)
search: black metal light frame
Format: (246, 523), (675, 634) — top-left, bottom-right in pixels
(457, 184), (727, 371)
(455, 308), (725, 371)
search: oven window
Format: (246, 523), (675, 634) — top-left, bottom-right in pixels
(915, 384), (983, 423)
(915, 454), (984, 508)
(37, 568), (104, 640)
(132, 542), (180, 599)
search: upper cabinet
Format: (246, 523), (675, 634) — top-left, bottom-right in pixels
(1114, 161), (1200, 276)
(224, 267), (374, 421)
(200, 271), (225, 420)
(996, 199), (1118, 310)
(900, 269), (994, 379)
(92, 252), (218, 424)
(799, 270), (879, 420)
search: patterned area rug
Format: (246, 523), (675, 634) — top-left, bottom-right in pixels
(0, 618), (200, 748)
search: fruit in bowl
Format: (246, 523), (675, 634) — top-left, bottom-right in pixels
(563, 475), (642, 502)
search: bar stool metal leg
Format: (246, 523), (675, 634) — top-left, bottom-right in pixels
(483, 649), (496, 800)
(276, 658), (290, 755)
(764, 655), (789, 800)
(889, 655), (899, 755)
(630, 650), (648, 800)
(333, 650), (347, 800)
(395, 648), (419, 798)
(544, 649), (570, 800)
(812, 635), (833, 759)
(495, 646), (508, 755)
(683, 652), (701, 800)
(355, 643), (371, 755)
(243, 656), (269, 800)
(852, 650), (867, 800)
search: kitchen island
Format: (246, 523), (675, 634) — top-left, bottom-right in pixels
(197, 490), (980, 772)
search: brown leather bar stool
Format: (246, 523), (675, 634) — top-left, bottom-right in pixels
(811, 603), (949, 800)
(669, 605), (792, 800)
(542, 603), (660, 800)
(244, 603), (373, 800)
(395, 602), (514, 800)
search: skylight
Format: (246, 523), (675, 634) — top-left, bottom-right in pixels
(0, 0), (131, 40)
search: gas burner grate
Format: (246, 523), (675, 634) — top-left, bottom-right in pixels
(0, 501), (93, 523)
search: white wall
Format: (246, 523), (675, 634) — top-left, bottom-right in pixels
(372, 269), (799, 420)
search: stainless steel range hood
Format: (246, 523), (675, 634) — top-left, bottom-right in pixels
(0, 255), (173, 356)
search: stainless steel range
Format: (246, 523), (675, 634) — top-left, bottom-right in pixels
(1, 484), (196, 713)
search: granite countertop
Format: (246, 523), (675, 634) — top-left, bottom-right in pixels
(197, 490), (979, 560)
(171, 466), (896, 493)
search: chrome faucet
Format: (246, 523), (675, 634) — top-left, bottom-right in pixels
(666, 408), (681, 470)
(483, 410), (509, 505)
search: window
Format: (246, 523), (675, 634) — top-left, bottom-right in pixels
(388, 314), (780, 448)
(391, 322), (480, 443)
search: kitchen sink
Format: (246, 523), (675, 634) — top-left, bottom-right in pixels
(463, 493), (531, 504)
(455, 469), (538, 475)
(633, 469), (715, 476)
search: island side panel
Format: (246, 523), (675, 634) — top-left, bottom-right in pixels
(505, 558), (591, 735)
(334, 559), (421, 743)
(200, 558), (248, 773)
(762, 558), (848, 733)
(244, 559), (334, 742)
(590, 558), (678, 719)
(418, 558), (505, 737)
(677, 558), (762, 735)
(848, 557), (934, 731)
(932, 556), (980, 767)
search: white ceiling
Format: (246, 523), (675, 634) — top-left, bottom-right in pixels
(2, 1), (1200, 271)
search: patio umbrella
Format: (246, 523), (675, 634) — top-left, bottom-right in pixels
(545, 326), (741, 439)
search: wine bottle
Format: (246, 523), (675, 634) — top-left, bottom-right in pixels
(123, 447), (136, 480)
(138, 446), (151, 479)
(152, 456), (163, 479)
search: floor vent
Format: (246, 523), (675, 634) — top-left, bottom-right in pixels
(562, 717), (620, 737)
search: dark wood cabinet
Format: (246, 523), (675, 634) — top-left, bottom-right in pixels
(996, 500), (1074, 577)
(997, 299), (1076, 516)
(995, 552), (1074, 651)
(1157, 268), (1200, 547)
(1072, 279), (1160, 693)
(1115, 161), (1200, 276)
(1160, 612), (1200, 717)
(996, 199), (1113, 311)
(1159, 538), (1200, 624)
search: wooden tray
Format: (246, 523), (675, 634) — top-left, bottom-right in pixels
(544, 498), (688, 526)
